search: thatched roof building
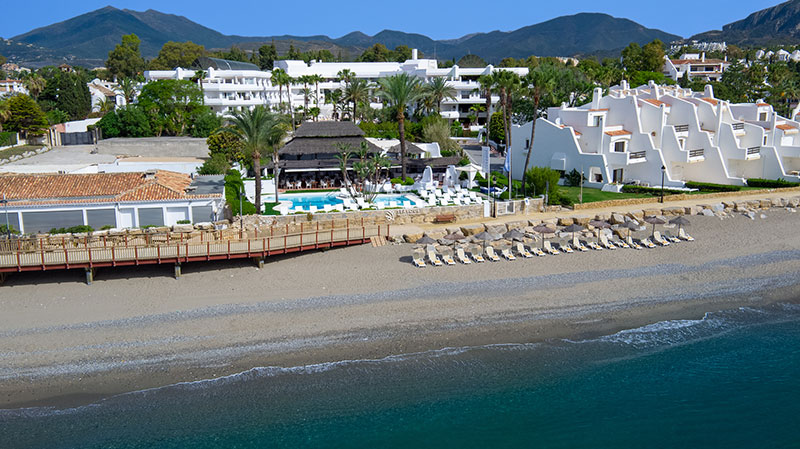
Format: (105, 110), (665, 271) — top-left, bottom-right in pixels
(280, 121), (383, 156)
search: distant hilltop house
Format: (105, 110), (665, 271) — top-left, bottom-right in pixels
(0, 171), (225, 234)
(87, 79), (126, 112)
(144, 50), (529, 127)
(663, 53), (731, 82)
(755, 48), (800, 63)
(0, 79), (29, 98)
(1, 62), (30, 73)
(508, 80), (800, 190)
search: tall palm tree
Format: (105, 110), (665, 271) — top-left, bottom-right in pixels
(494, 70), (521, 196)
(377, 73), (423, 179)
(191, 70), (207, 103)
(337, 69), (355, 116)
(476, 73), (497, 138)
(271, 68), (289, 112)
(521, 66), (558, 179)
(119, 78), (137, 105)
(344, 78), (371, 123)
(23, 75), (46, 100)
(224, 106), (289, 212)
(424, 77), (457, 114)
(298, 74), (314, 118)
(0, 99), (10, 132)
(308, 74), (324, 108)
(325, 89), (343, 120)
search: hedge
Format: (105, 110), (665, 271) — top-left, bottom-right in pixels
(684, 181), (741, 192)
(620, 185), (685, 195)
(746, 178), (800, 188)
(390, 176), (415, 186)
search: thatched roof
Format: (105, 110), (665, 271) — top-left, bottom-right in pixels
(294, 121), (365, 138)
(280, 136), (382, 156)
(266, 157), (400, 172)
(407, 156), (464, 168)
(389, 142), (426, 154)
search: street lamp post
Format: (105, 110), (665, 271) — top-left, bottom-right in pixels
(2, 194), (10, 238)
(660, 165), (666, 203)
(237, 185), (243, 224)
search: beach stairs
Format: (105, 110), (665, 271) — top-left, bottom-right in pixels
(370, 235), (387, 247)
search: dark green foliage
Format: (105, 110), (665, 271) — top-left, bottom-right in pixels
(225, 170), (257, 216)
(45, 109), (69, 125)
(390, 176), (415, 186)
(3, 94), (48, 136)
(198, 152), (230, 175)
(100, 225), (114, 230)
(564, 168), (585, 187)
(620, 185), (685, 195)
(262, 202), (281, 216)
(684, 181), (741, 192)
(106, 34), (145, 79)
(96, 106), (152, 137)
(49, 225), (94, 234)
(148, 41), (206, 70)
(524, 166), (562, 204)
(628, 71), (675, 88)
(358, 44), (415, 62)
(457, 54), (487, 68)
(746, 178), (800, 188)
(359, 121), (399, 139)
(190, 109), (222, 138)
(176, 219), (191, 224)
(258, 43), (278, 70)
(488, 112), (505, 144)
(0, 224), (19, 235)
(0, 131), (18, 147)
(39, 71), (92, 120)
(137, 79), (205, 136)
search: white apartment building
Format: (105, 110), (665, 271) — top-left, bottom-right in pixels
(508, 80), (800, 189)
(755, 48), (800, 62)
(664, 53), (731, 82)
(143, 52), (528, 125)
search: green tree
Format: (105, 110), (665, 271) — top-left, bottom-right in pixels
(258, 43), (278, 70)
(39, 71), (92, 120)
(488, 111), (505, 143)
(524, 166), (561, 204)
(344, 78), (372, 122)
(106, 34), (145, 79)
(223, 106), (289, 210)
(270, 68), (289, 113)
(119, 78), (137, 104)
(423, 77), (457, 114)
(457, 54), (487, 68)
(4, 94), (48, 137)
(137, 79), (205, 136)
(621, 42), (644, 72)
(422, 116), (463, 156)
(148, 41), (206, 70)
(96, 106), (152, 138)
(325, 89), (343, 120)
(285, 45), (302, 60)
(476, 73), (498, 135)
(45, 108), (69, 125)
(391, 45), (413, 62)
(358, 44), (392, 62)
(377, 73), (423, 178)
(640, 40), (665, 73)
(190, 109), (222, 137)
(23, 75), (46, 100)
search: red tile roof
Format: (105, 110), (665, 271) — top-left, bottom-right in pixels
(700, 98), (719, 106)
(641, 98), (670, 107)
(0, 171), (220, 206)
(756, 103), (770, 107)
(776, 124), (797, 131)
(605, 130), (632, 136)
(589, 108), (609, 112)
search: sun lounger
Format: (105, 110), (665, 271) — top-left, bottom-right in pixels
(560, 242), (574, 254)
(531, 245), (546, 257)
(652, 231), (670, 246)
(376, 202), (386, 210)
(456, 247), (473, 264)
(586, 240), (603, 251)
(427, 248), (444, 266)
(293, 206), (304, 213)
(469, 249), (485, 263)
(435, 190), (444, 198)
(403, 201), (413, 209)
(543, 240), (560, 255)
(678, 228), (695, 241)
(515, 242), (533, 258)
(441, 250), (456, 266)
(663, 231), (680, 243)
(357, 198), (369, 208)
(501, 248), (517, 261)
(453, 198), (462, 206)
(626, 236), (643, 250)
(641, 238), (657, 249)
(309, 205), (318, 213)
(412, 249), (426, 268)
(599, 235), (616, 250)
(389, 201), (398, 208)
(613, 237), (630, 249)
(571, 237), (589, 252)
(485, 246), (501, 261)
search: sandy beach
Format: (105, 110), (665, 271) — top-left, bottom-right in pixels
(1, 207), (800, 409)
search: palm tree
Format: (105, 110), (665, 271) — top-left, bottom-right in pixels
(344, 78), (371, 123)
(424, 77), (457, 114)
(521, 66), (558, 180)
(23, 75), (46, 100)
(377, 73), (423, 178)
(308, 74), (324, 108)
(337, 69), (355, 116)
(0, 99), (10, 132)
(119, 78), (137, 105)
(191, 70), (207, 103)
(494, 70), (521, 196)
(271, 68), (289, 112)
(224, 106), (289, 212)
(298, 74), (314, 118)
(97, 97), (115, 115)
(325, 89), (343, 120)
(476, 73), (497, 139)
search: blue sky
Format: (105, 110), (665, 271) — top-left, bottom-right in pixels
(4, 0), (782, 40)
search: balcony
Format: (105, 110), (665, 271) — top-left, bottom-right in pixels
(688, 148), (705, 161)
(746, 146), (761, 160)
(674, 124), (689, 133)
(629, 151), (647, 163)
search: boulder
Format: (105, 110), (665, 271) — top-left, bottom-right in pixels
(446, 227), (462, 235)
(643, 208), (661, 217)
(425, 230), (447, 240)
(613, 228), (630, 238)
(172, 224), (193, 233)
(610, 213), (626, 225)
(627, 210), (644, 220)
(594, 212), (612, 221)
(403, 233), (424, 243)
(661, 206), (684, 216)
(711, 203), (725, 212)
(759, 199), (771, 209)
(460, 224), (485, 236)
(790, 198), (800, 207)
(722, 200), (736, 209)
(557, 217), (574, 226)
(572, 215), (591, 226)
(485, 224), (508, 235)
(701, 209), (715, 217)
(542, 218), (558, 226)
(527, 219), (542, 227)
(506, 220), (528, 230)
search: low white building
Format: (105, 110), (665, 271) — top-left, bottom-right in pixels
(144, 52), (529, 126)
(0, 79), (28, 98)
(88, 79), (126, 112)
(664, 53), (730, 82)
(0, 171), (225, 233)
(508, 80), (800, 189)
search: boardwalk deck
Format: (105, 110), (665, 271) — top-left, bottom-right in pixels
(0, 223), (389, 274)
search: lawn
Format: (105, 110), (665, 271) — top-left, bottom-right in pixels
(559, 186), (653, 204)
(0, 145), (44, 160)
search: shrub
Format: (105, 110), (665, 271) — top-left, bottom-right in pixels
(0, 224), (19, 235)
(746, 178), (800, 188)
(225, 169), (258, 216)
(390, 176), (415, 186)
(524, 166), (561, 203)
(563, 168), (585, 187)
(49, 225), (94, 234)
(100, 225), (114, 230)
(488, 112), (505, 144)
(422, 116), (463, 155)
(620, 185), (684, 195)
(176, 219), (191, 224)
(684, 181), (741, 192)
(359, 121), (399, 139)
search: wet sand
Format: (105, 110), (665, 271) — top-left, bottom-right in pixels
(1, 209), (800, 409)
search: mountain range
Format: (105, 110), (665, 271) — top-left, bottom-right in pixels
(2, 2), (798, 69)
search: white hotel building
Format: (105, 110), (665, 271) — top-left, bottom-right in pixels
(509, 80), (800, 189)
(144, 52), (528, 125)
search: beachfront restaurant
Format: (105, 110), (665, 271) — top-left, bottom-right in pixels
(0, 171), (225, 234)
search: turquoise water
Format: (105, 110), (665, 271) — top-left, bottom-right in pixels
(280, 193), (416, 210)
(2, 303), (800, 448)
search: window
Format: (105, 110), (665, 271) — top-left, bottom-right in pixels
(86, 209), (116, 230)
(759, 112), (768, 121)
(137, 208), (164, 227)
(592, 115), (602, 127)
(525, 139), (530, 149)
(679, 138), (686, 149)
(22, 210), (83, 234)
(613, 141), (626, 153)
(764, 135), (768, 145)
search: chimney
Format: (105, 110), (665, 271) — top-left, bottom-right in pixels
(412, 48), (418, 60)
(704, 84), (714, 99)
(701, 52), (706, 62)
(144, 169), (157, 180)
(591, 88), (602, 109)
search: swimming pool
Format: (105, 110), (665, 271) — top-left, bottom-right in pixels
(267, 192), (420, 213)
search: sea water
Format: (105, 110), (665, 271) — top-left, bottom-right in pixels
(2, 303), (799, 448)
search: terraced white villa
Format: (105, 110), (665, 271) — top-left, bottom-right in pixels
(144, 51), (528, 125)
(509, 80), (800, 189)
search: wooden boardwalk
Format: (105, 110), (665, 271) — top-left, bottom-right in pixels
(0, 222), (389, 281)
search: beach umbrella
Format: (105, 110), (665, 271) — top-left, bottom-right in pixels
(669, 216), (691, 234)
(532, 224), (555, 249)
(589, 220), (611, 243)
(415, 235), (437, 245)
(643, 216), (666, 236)
(444, 231), (466, 241)
(503, 229), (526, 241)
(562, 223), (585, 242)
(473, 231), (499, 249)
